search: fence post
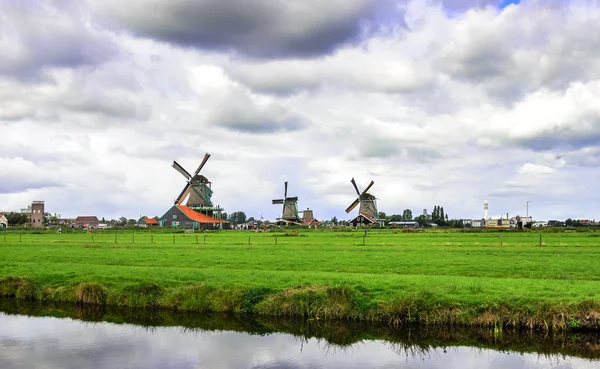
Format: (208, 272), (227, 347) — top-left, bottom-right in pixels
(133, 234), (135, 244)
(500, 234), (502, 246)
(20, 234), (22, 242)
(275, 236), (278, 245)
(362, 236), (366, 245)
(196, 235), (198, 244)
(204, 235), (206, 244)
(173, 235), (175, 244)
(92, 235), (94, 243)
(151, 235), (153, 244)
(539, 233), (542, 247)
(248, 237), (251, 245)
(115, 235), (117, 244)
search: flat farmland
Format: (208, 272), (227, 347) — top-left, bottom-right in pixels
(1, 229), (599, 329)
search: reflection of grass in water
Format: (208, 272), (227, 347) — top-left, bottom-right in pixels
(1, 298), (600, 360)
(1, 230), (600, 330)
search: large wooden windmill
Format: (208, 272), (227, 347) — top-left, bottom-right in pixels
(345, 178), (378, 226)
(272, 181), (301, 223)
(172, 153), (223, 216)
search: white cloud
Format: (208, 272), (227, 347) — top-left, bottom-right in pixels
(2, 0), (600, 221)
(516, 163), (554, 175)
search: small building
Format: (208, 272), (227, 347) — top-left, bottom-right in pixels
(471, 219), (484, 228)
(137, 217), (159, 227)
(510, 216), (532, 228)
(20, 201), (45, 228)
(75, 216), (100, 228)
(304, 218), (321, 226)
(349, 214), (377, 227)
(0, 213), (7, 228)
(31, 201), (44, 227)
(159, 205), (230, 230)
(485, 217), (510, 228)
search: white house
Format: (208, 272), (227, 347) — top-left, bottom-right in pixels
(0, 214), (7, 228)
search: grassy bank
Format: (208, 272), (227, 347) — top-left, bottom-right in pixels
(1, 229), (600, 330)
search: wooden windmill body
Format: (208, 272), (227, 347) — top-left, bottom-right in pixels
(345, 178), (378, 226)
(272, 181), (301, 223)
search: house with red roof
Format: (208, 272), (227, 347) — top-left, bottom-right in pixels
(75, 216), (99, 228)
(158, 205), (230, 230)
(137, 217), (159, 227)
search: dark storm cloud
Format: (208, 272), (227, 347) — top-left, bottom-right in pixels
(87, 0), (399, 58)
(0, 1), (118, 81)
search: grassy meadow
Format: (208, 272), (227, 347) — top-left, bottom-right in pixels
(1, 228), (600, 330)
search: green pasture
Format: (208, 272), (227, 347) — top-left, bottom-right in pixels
(1, 229), (600, 328)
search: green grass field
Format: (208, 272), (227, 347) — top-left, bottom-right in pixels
(1, 229), (600, 330)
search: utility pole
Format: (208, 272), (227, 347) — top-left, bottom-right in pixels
(526, 200), (532, 218)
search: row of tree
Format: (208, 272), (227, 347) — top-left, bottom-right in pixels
(378, 205), (451, 227)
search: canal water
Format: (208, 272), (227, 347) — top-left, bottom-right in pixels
(0, 302), (599, 368)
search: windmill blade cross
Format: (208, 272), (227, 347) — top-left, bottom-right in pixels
(351, 178), (360, 196)
(345, 198), (360, 213)
(361, 180), (375, 195)
(272, 199), (284, 204)
(284, 181), (288, 199)
(172, 161), (191, 180)
(193, 153), (211, 176)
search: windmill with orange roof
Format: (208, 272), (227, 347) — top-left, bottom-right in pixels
(172, 153), (223, 217)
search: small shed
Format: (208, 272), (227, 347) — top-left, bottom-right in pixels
(137, 217), (159, 227)
(0, 213), (7, 228)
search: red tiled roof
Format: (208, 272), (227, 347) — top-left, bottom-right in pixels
(75, 216), (99, 222)
(144, 218), (159, 225)
(176, 205), (229, 223)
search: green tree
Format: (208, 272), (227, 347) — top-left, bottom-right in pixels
(331, 216), (338, 225)
(402, 209), (413, 221)
(228, 211), (247, 225)
(127, 219), (136, 226)
(118, 217), (127, 226)
(440, 207), (445, 224)
(389, 214), (403, 222)
(377, 212), (387, 220)
(6, 212), (29, 226)
(221, 212), (228, 221)
(248, 217), (255, 223)
(415, 214), (427, 227)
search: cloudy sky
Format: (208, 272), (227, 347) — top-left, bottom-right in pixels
(1, 0), (599, 221)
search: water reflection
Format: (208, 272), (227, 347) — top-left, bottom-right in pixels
(0, 299), (599, 369)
